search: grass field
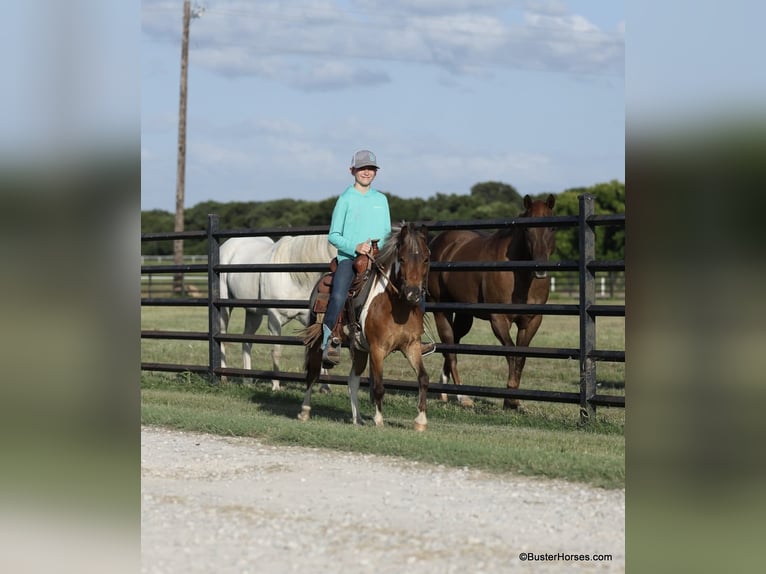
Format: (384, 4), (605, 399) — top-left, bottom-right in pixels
(141, 299), (624, 488)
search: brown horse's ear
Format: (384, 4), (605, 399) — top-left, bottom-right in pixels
(545, 193), (556, 209)
(546, 194), (555, 209)
(523, 194), (532, 209)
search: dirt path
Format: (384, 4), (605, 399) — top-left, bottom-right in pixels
(141, 426), (624, 573)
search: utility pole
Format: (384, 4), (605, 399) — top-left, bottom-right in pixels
(173, 0), (203, 295)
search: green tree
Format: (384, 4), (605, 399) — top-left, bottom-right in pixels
(553, 180), (625, 261)
(470, 181), (524, 213)
(141, 179), (624, 260)
(385, 192), (428, 223)
(141, 209), (174, 255)
(307, 197), (336, 226)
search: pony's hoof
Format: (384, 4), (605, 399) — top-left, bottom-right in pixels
(439, 393), (448, 402)
(297, 406), (311, 421)
(318, 384), (332, 394)
(413, 421), (427, 432)
(458, 397), (475, 408)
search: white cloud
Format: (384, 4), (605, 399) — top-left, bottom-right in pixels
(190, 140), (253, 170)
(354, 0), (506, 15)
(398, 149), (553, 191)
(286, 61), (391, 92)
(142, 0), (623, 89)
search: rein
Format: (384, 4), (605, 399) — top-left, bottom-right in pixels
(368, 253), (401, 296)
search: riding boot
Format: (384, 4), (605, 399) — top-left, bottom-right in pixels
(321, 324), (332, 350)
(321, 324), (341, 366)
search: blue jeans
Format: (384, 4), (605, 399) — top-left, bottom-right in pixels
(323, 258), (355, 332)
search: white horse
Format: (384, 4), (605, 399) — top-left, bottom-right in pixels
(219, 234), (337, 390)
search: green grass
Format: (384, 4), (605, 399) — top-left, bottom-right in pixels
(141, 299), (624, 489)
(142, 376), (624, 489)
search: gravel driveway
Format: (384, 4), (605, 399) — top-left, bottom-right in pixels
(142, 425), (624, 573)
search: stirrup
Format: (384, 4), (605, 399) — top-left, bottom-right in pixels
(420, 341), (436, 356)
(322, 338), (341, 366)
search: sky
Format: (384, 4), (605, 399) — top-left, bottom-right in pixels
(141, 0), (625, 212)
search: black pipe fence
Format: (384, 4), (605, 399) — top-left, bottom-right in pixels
(141, 194), (625, 422)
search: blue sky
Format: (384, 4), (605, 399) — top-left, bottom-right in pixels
(141, 0), (624, 212)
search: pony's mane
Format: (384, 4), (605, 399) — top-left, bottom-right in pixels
(271, 234), (337, 288)
(375, 222), (425, 271)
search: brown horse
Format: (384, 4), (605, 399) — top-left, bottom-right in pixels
(427, 194), (556, 410)
(299, 223), (432, 431)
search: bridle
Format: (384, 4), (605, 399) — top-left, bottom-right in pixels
(370, 233), (430, 301)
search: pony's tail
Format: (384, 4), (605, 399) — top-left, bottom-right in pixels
(298, 323), (323, 371)
(299, 323), (323, 347)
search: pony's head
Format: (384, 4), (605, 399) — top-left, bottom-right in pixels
(521, 194), (557, 279)
(377, 222), (430, 306)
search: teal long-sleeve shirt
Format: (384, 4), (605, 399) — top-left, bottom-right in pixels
(328, 185), (391, 261)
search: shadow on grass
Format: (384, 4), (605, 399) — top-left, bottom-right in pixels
(596, 379), (625, 390)
(249, 389), (355, 425)
(564, 377), (625, 390)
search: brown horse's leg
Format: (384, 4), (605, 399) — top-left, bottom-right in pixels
(298, 340), (323, 421)
(368, 346), (386, 427)
(432, 311), (454, 390)
(507, 314), (544, 411)
(488, 314), (521, 410)
(434, 311), (476, 403)
(403, 343), (430, 432)
(448, 313), (475, 406)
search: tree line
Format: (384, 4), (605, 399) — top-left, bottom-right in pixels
(141, 179), (624, 261)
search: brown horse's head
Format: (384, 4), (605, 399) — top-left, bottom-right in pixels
(522, 194), (557, 279)
(377, 222), (430, 306)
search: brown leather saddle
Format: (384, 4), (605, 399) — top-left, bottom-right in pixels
(311, 240), (379, 338)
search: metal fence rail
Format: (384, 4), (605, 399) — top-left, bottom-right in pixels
(141, 194), (625, 422)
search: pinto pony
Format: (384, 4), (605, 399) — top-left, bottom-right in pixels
(299, 223), (432, 431)
(427, 194), (556, 410)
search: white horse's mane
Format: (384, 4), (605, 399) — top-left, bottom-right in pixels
(270, 234), (337, 288)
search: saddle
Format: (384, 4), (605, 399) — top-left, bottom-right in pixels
(312, 240), (379, 340)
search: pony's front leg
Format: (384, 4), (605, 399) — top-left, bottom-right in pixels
(404, 344), (430, 432)
(347, 349), (369, 425)
(368, 348), (386, 427)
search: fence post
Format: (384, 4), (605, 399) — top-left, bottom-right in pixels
(578, 194), (597, 423)
(207, 214), (222, 381)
